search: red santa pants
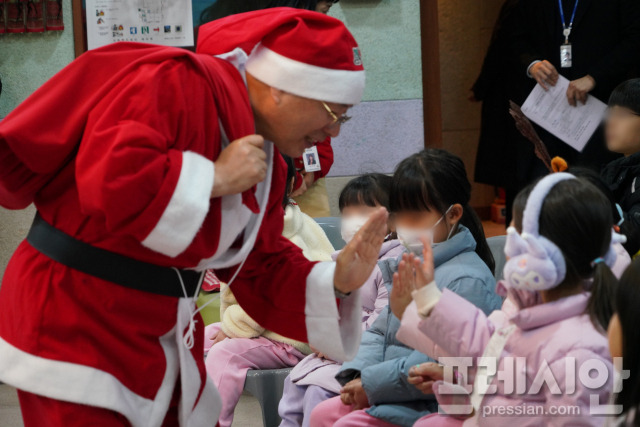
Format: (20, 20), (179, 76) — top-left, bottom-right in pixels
(17, 376), (182, 427)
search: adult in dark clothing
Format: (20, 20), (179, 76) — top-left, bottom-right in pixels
(473, 0), (522, 206)
(512, 0), (640, 179)
(477, 0), (640, 223)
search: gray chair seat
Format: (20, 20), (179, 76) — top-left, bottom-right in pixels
(238, 217), (343, 427)
(243, 368), (293, 427)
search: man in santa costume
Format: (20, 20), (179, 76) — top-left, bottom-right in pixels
(0, 8), (388, 426)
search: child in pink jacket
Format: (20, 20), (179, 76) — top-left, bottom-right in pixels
(279, 173), (402, 427)
(392, 173), (623, 426)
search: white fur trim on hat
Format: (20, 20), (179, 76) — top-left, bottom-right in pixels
(246, 45), (365, 105)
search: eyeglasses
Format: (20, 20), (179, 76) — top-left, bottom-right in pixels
(321, 101), (352, 126)
(604, 107), (640, 121)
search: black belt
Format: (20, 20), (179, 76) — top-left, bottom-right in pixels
(26, 214), (203, 298)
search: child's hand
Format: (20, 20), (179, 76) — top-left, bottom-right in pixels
(303, 172), (315, 188)
(390, 256), (415, 319)
(340, 378), (369, 410)
(408, 362), (444, 394)
(334, 208), (389, 294)
(390, 239), (435, 319)
(310, 345), (332, 361)
(291, 176), (308, 197)
(414, 236), (435, 286)
(210, 329), (229, 346)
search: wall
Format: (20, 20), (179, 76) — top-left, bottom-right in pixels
(324, 0), (501, 216)
(324, 0), (424, 215)
(0, 0), (75, 276)
(437, 0), (504, 210)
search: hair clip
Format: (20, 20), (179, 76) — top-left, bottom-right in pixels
(551, 157), (568, 173)
(591, 257), (605, 268)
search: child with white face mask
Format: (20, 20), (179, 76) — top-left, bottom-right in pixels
(308, 149), (502, 427)
(279, 173), (400, 427)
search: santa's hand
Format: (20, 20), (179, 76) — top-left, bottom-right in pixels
(334, 208), (389, 294)
(211, 134), (267, 198)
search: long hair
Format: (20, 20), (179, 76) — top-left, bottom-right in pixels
(512, 177), (618, 331)
(281, 154), (296, 209)
(390, 149), (495, 274)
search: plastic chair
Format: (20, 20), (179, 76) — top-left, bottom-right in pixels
(243, 367), (293, 427)
(236, 218), (342, 427)
(487, 235), (507, 281)
(314, 216), (346, 250)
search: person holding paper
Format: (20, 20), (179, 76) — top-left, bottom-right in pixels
(505, 0), (640, 217)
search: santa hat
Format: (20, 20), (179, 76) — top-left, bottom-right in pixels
(197, 8), (365, 105)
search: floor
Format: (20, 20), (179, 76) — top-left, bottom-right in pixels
(0, 384), (263, 427)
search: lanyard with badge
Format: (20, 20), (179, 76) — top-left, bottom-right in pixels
(559, 0), (579, 68)
(303, 146), (321, 173)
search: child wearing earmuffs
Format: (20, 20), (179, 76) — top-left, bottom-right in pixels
(390, 173), (628, 427)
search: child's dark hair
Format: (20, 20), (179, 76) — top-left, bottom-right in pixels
(338, 173), (393, 212)
(281, 154), (296, 209)
(512, 177), (618, 332)
(390, 149), (495, 274)
(567, 167), (623, 225)
(614, 258), (640, 425)
(609, 78), (640, 115)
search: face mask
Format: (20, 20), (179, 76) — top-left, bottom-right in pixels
(396, 226), (435, 256)
(340, 215), (369, 243)
(396, 206), (454, 256)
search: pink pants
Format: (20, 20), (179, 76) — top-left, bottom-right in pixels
(309, 396), (398, 427)
(413, 413), (464, 427)
(204, 323), (305, 427)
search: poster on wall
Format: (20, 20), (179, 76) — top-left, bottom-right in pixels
(86, 0), (194, 50)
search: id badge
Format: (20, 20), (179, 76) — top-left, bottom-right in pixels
(303, 146), (321, 173)
(560, 43), (572, 68)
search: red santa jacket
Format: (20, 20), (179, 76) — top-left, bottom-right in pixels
(0, 43), (361, 359)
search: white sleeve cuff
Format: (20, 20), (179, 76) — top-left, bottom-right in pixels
(412, 281), (442, 318)
(142, 151), (214, 258)
(527, 60), (541, 78)
(305, 262), (362, 363)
